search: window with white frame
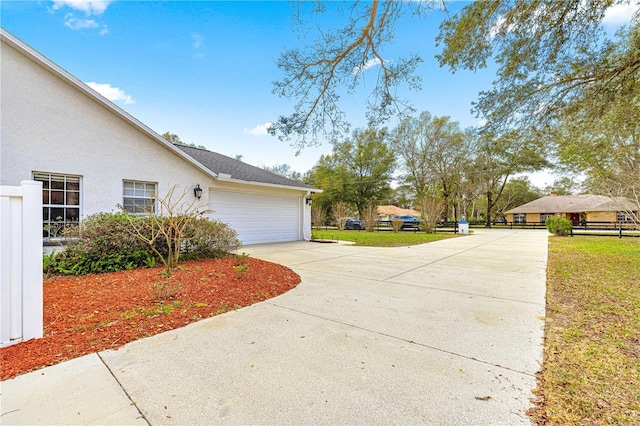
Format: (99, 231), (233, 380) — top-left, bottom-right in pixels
(513, 213), (527, 224)
(123, 180), (156, 214)
(540, 213), (555, 223)
(617, 211), (634, 222)
(33, 172), (81, 238)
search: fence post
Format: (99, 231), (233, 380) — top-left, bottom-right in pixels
(0, 180), (43, 347)
(21, 181), (43, 341)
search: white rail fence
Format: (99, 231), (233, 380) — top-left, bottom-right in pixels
(0, 180), (43, 348)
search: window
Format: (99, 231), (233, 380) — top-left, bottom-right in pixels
(34, 172), (81, 237)
(540, 213), (555, 224)
(617, 211), (635, 223)
(123, 180), (156, 214)
(513, 213), (526, 224)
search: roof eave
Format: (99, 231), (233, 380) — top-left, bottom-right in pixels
(215, 175), (322, 193)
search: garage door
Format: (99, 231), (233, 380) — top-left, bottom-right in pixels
(210, 191), (301, 245)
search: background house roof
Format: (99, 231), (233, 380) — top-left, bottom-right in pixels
(176, 145), (315, 191)
(505, 194), (635, 214)
(377, 205), (421, 217)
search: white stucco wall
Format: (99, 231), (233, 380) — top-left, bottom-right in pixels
(0, 37), (215, 218)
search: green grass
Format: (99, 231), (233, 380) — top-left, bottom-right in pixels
(531, 236), (640, 424)
(311, 229), (458, 246)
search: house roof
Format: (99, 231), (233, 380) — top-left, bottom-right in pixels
(505, 194), (636, 214)
(1, 28), (317, 193)
(377, 205), (421, 217)
(175, 145), (316, 191)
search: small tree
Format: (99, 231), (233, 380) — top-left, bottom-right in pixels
(362, 202), (378, 232)
(311, 205), (326, 230)
(332, 202), (351, 230)
(418, 196), (446, 233)
(126, 185), (212, 272)
(391, 217), (404, 233)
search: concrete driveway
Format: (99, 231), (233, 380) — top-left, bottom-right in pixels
(1, 229), (547, 425)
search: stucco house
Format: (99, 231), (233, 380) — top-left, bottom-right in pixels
(0, 29), (317, 245)
(504, 194), (637, 226)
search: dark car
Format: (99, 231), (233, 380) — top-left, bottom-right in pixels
(344, 218), (364, 230)
(392, 215), (420, 227)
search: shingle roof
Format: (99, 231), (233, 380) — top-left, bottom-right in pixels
(377, 205), (421, 217)
(176, 145), (315, 191)
(505, 194), (636, 214)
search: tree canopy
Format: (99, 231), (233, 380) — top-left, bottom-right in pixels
(392, 112), (471, 218)
(305, 128), (395, 218)
(270, 0), (436, 150)
(271, 1), (638, 148)
(262, 163), (303, 182)
(162, 132), (207, 150)
(437, 1), (639, 133)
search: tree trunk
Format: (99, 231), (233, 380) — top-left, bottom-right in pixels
(485, 192), (493, 228)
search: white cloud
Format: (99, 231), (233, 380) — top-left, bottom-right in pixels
(85, 82), (135, 105)
(603, 2), (639, 27)
(244, 122), (272, 136)
(192, 33), (205, 49)
(52, 1), (111, 34)
(64, 15), (98, 30)
(52, 0), (111, 15)
(352, 58), (382, 76)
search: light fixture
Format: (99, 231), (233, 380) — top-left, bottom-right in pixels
(194, 184), (203, 199)
(305, 195), (313, 205)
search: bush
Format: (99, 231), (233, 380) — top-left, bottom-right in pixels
(46, 212), (156, 275)
(181, 219), (242, 260)
(546, 216), (573, 236)
(391, 217), (404, 232)
(45, 213), (242, 275)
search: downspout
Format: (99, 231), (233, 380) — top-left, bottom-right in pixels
(303, 191), (312, 241)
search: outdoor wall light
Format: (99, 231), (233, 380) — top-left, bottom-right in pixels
(194, 184), (203, 199)
(305, 196), (313, 206)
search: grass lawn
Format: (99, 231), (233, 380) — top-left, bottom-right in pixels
(531, 236), (640, 424)
(310, 228), (459, 246)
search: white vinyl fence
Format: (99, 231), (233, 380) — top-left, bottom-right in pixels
(0, 180), (43, 347)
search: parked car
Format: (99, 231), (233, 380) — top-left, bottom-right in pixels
(392, 215), (420, 227)
(344, 218), (364, 230)
(493, 217), (507, 225)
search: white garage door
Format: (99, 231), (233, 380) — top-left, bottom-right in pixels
(210, 191), (301, 245)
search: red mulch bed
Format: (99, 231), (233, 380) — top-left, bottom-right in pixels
(0, 257), (300, 380)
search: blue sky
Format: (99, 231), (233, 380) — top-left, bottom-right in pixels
(1, 1), (635, 186)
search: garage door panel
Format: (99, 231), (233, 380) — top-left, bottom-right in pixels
(210, 191), (301, 245)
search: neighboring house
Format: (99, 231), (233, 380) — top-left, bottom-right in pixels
(377, 205), (421, 221)
(0, 29), (318, 245)
(504, 194), (637, 226)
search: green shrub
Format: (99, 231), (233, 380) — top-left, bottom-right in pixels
(46, 213), (242, 275)
(419, 222), (435, 233)
(546, 216), (573, 236)
(181, 219), (242, 260)
(47, 212), (157, 275)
